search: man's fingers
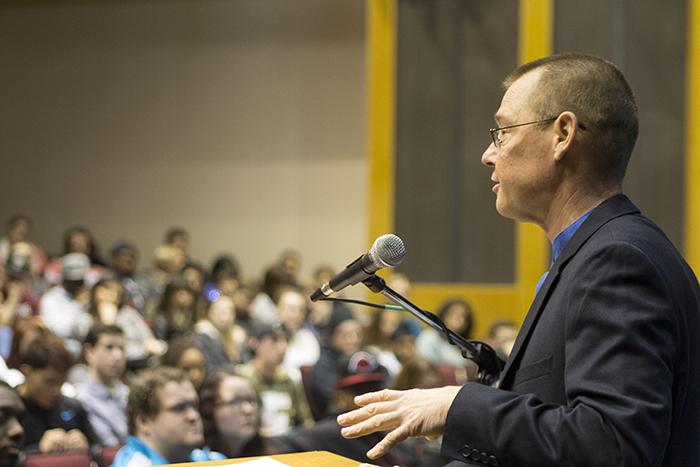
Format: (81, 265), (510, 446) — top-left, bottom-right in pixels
(354, 388), (402, 407)
(367, 426), (410, 459)
(337, 400), (398, 427)
(340, 411), (400, 439)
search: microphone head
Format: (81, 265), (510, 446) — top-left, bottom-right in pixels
(370, 234), (406, 268)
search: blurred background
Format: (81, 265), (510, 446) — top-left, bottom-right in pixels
(1, 0), (698, 333)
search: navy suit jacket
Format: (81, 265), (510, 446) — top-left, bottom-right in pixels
(441, 195), (700, 467)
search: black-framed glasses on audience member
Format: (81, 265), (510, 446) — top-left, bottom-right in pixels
(164, 400), (199, 414)
(217, 396), (258, 409)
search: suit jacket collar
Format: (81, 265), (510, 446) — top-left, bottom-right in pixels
(498, 194), (640, 388)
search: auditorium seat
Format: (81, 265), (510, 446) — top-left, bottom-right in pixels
(99, 446), (120, 467)
(24, 451), (93, 467)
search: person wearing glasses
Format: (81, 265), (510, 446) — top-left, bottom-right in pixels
(198, 371), (269, 459)
(337, 53), (700, 466)
(112, 367), (225, 466)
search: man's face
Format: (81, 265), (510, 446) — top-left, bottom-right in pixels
(85, 333), (126, 384)
(332, 320), (363, 356)
(481, 69), (559, 223)
(256, 334), (287, 367)
(214, 376), (258, 445)
(277, 291), (306, 332)
(112, 251), (137, 276)
(142, 381), (204, 456)
(20, 367), (66, 409)
(0, 387), (25, 467)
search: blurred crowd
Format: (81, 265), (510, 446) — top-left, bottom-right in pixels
(0, 214), (517, 466)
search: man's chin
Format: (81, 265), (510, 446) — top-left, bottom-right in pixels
(0, 449), (22, 467)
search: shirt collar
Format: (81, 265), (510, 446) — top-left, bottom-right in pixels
(551, 210), (592, 264)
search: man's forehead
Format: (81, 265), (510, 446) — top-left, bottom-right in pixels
(158, 380), (196, 403)
(0, 386), (25, 412)
(496, 68), (544, 122)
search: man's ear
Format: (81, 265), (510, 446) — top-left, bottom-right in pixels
(552, 111), (579, 161)
(83, 344), (94, 364)
(18, 364), (32, 377)
(134, 413), (152, 437)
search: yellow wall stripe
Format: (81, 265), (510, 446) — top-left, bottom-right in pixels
(515, 0), (553, 317)
(685, 0), (700, 275)
(367, 0), (397, 243)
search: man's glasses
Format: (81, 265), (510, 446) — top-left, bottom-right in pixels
(489, 117), (557, 148)
(164, 400), (199, 414)
(217, 396), (258, 409)
(489, 117), (587, 148)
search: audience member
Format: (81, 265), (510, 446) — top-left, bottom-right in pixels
(2, 242), (41, 322)
(16, 335), (99, 453)
(362, 308), (404, 378)
(309, 308), (362, 419)
(161, 337), (207, 391)
(153, 276), (197, 341)
(307, 265), (355, 341)
(194, 295), (244, 372)
(76, 324), (128, 447)
(277, 288), (319, 383)
(164, 227), (190, 258)
(112, 366), (224, 466)
(110, 241), (146, 312)
(250, 265), (297, 324)
(44, 226), (106, 287)
(0, 381), (25, 467)
(237, 323), (311, 436)
(39, 253), (91, 357)
(487, 319), (518, 360)
(232, 282), (257, 335)
(138, 245), (185, 319)
(0, 215), (46, 279)
(203, 255), (241, 302)
(182, 261), (207, 318)
(277, 249), (302, 289)
(388, 320), (418, 366)
(199, 370), (269, 458)
(82, 278), (166, 370)
(392, 358), (444, 391)
(416, 299), (474, 368)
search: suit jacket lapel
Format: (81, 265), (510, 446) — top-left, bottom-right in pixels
(498, 194), (640, 388)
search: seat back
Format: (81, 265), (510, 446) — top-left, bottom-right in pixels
(24, 451), (94, 467)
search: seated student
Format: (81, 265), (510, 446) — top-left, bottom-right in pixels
(112, 366), (224, 466)
(277, 287), (320, 383)
(76, 324), (128, 447)
(16, 334), (100, 453)
(199, 370), (270, 459)
(160, 336), (207, 391)
(309, 308), (363, 419)
(0, 380), (25, 467)
(194, 295), (245, 372)
(416, 298), (474, 367)
(237, 323), (312, 437)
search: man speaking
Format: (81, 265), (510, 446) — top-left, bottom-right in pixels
(337, 54), (700, 466)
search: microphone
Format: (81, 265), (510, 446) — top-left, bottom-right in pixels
(310, 234), (406, 301)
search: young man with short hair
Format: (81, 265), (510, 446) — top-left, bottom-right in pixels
(17, 334), (99, 453)
(112, 366), (224, 466)
(76, 324), (128, 447)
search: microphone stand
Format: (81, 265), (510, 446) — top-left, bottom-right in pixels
(362, 274), (504, 386)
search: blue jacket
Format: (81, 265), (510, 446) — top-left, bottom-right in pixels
(111, 436), (225, 466)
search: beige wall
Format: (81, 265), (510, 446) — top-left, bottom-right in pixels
(0, 0), (367, 282)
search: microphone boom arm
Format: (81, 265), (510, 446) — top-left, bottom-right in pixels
(362, 274), (504, 386)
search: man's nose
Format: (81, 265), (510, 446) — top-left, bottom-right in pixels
(7, 416), (25, 443)
(481, 143), (497, 167)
